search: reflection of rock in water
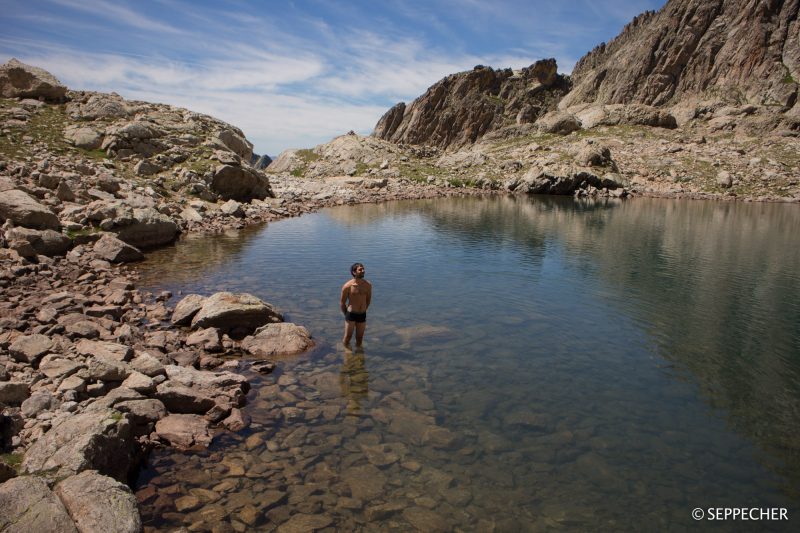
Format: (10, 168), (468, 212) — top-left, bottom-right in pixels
(340, 350), (369, 415)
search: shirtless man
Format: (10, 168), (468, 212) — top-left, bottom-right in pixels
(341, 262), (372, 347)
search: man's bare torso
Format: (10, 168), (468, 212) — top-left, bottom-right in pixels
(343, 279), (371, 313)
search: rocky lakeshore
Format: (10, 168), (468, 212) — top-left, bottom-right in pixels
(2, 0), (800, 523)
(0, 58), (501, 532)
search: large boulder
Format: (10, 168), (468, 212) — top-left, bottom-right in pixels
(0, 58), (67, 101)
(536, 111), (582, 135)
(93, 232), (144, 262)
(0, 476), (78, 533)
(171, 294), (207, 326)
(191, 292), (282, 331)
(6, 227), (71, 256)
(64, 125), (104, 149)
(213, 129), (253, 161)
(55, 470), (142, 533)
(242, 323), (314, 357)
(211, 165), (273, 201)
(114, 207), (179, 249)
(21, 409), (137, 482)
(0, 190), (60, 230)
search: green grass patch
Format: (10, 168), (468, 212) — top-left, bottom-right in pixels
(296, 148), (321, 163)
(0, 452), (23, 470)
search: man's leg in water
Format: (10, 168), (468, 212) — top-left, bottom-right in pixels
(343, 320), (354, 345)
(355, 322), (367, 347)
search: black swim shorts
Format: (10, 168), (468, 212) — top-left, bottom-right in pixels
(345, 311), (367, 323)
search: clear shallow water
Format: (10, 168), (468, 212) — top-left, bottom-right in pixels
(135, 195), (800, 531)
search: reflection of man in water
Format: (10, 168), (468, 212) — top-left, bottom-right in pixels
(341, 262), (372, 347)
(340, 347), (369, 415)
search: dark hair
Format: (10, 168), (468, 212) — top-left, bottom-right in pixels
(350, 262), (364, 276)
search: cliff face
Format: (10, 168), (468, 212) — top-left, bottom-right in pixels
(373, 59), (570, 150)
(562, 0), (800, 110)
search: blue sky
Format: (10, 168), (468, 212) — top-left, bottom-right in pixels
(1, 0), (666, 155)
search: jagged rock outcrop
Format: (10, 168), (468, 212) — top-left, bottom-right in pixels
(561, 0), (800, 112)
(0, 58), (67, 102)
(373, 59), (570, 149)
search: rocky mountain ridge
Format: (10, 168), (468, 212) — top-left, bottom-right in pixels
(371, 0), (799, 152)
(373, 59), (570, 150)
(563, 0), (799, 111)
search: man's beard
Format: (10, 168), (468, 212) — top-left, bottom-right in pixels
(354, 273), (364, 279)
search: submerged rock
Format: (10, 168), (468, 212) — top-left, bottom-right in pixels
(241, 322), (314, 357)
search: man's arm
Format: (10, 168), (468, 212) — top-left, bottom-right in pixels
(340, 282), (350, 314)
(366, 282), (372, 309)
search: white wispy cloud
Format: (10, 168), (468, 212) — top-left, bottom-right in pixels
(0, 0), (667, 154)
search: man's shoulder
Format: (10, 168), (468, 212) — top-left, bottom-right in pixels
(342, 279), (355, 288)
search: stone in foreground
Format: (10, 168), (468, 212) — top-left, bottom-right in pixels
(241, 322), (314, 357)
(0, 476), (78, 533)
(93, 232), (144, 262)
(0, 189), (60, 230)
(55, 470), (142, 533)
(21, 409), (136, 482)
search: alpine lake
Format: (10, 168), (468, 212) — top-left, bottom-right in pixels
(133, 194), (800, 532)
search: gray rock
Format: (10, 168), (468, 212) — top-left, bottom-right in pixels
(717, 170), (733, 188)
(22, 409), (136, 482)
(56, 180), (76, 202)
(114, 399), (167, 427)
(220, 199), (244, 217)
(129, 352), (166, 377)
(64, 125), (103, 149)
(21, 391), (56, 417)
(0, 476), (78, 533)
(537, 111), (582, 135)
(114, 207), (179, 249)
(55, 470), (142, 533)
(179, 207), (203, 223)
(0, 382), (29, 405)
(241, 322), (314, 357)
(6, 227), (71, 256)
(87, 356), (131, 381)
(76, 339), (133, 361)
(213, 129), (253, 161)
(171, 294), (206, 326)
(155, 413), (212, 449)
(9, 333), (54, 365)
(134, 159), (162, 176)
(0, 58), (67, 101)
(191, 292), (282, 331)
(120, 371), (155, 394)
(93, 232), (144, 262)
(211, 165), (272, 201)
(185, 327), (222, 352)
(155, 382), (215, 414)
(0, 189), (60, 230)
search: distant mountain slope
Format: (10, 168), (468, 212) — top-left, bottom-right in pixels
(561, 0), (799, 110)
(372, 59), (570, 150)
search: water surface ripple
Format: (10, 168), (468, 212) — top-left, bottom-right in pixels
(135, 195), (800, 531)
